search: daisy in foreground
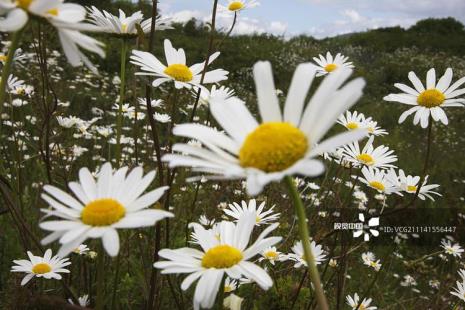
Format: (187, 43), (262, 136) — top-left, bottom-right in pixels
(163, 61), (367, 195)
(384, 68), (465, 128)
(11, 249), (70, 286)
(131, 39), (229, 90)
(223, 199), (280, 226)
(39, 163), (172, 257)
(154, 212), (281, 309)
(346, 293), (377, 310)
(313, 51), (354, 76)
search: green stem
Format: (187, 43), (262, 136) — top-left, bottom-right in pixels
(285, 176), (329, 310)
(96, 247), (105, 310)
(115, 39), (128, 166)
(216, 275), (226, 309)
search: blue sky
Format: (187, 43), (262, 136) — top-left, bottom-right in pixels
(158, 0), (465, 38)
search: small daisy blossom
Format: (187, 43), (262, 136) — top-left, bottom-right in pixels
(342, 136), (397, 169)
(451, 280), (465, 302)
(357, 167), (401, 195)
(219, 0), (259, 13)
(72, 244), (90, 255)
(441, 239), (463, 258)
(313, 51), (354, 76)
(346, 293), (377, 310)
(287, 240), (326, 268)
(196, 85), (236, 107)
(163, 62), (367, 195)
(361, 252), (382, 271)
(259, 246), (284, 265)
(131, 39), (228, 90)
(87, 6), (171, 35)
(384, 68), (465, 128)
(224, 277), (237, 293)
(154, 212), (281, 310)
(223, 199), (280, 226)
(338, 111), (387, 136)
(388, 169), (441, 200)
(68, 294), (90, 307)
(11, 249), (70, 286)
(39, 163), (173, 257)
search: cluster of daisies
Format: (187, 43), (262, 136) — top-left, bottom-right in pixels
(3, 0), (465, 309)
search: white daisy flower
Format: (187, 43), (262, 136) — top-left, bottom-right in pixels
(224, 277), (237, 293)
(337, 110), (368, 131)
(68, 294), (90, 307)
(131, 39), (229, 90)
(346, 293), (377, 310)
(39, 163), (173, 257)
(342, 136), (397, 169)
(163, 62), (367, 195)
(441, 240), (463, 258)
(358, 167), (401, 195)
(219, 0), (260, 13)
(384, 68), (465, 128)
(259, 246), (284, 265)
(196, 85), (236, 107)
(153, 112), (171, 123)
(72, 244), (90, 255)
(11, 249), (70, 286)
(223, 199), (279, 226)
(87, 6), (171, 35)
(313, 51), (354, 76)
(458, 269), (465, 280)
(154, 212), (281, 310)
(388, 169), (441, 201)
(361, 252), (382, 271)
(0, 0), (105, 73)
(287, 240), (326, 268)
(364, 118), (388, 136)
(451, 280), (465, 302)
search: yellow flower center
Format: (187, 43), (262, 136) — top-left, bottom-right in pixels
(0, 55), (7, 62)
(324, 63), (338, 72)
(346, 122), (359, 130)
(369, 181), (385, 191)
(164, 64), (193, 82)
(359, 305), (366, 310)
(407, 185), (417, 192)
(121, 23), (128, 32)
(264, 251), (278, 259)
(32, 263), (51, 274)
(16, 0), (32, 9)
(228, 1), (244, 11)
(47, 8), (58, 16)
(255, 215), (261, 223)
(81, 199), (126, 226)
(239, 122), (308, 172)
(201, 245), (243, 269)
(417, 89), (445, 108)
(224, 285), (234, 293)
(357, 153), (375, 166)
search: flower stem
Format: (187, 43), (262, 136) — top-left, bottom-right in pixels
(115, 39), (128, 166)
(285, 176), (329, 310)
(96, 246), (105, 310)
(0, 26), (26, 117)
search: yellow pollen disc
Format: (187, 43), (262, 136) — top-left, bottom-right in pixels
(201, 245), (243, 269)
(0, 55), (7, 62)
(324, 63), (338, 72)
(239, 122), (308, 172)
(357, 153), (375, 166)
(369, 181), (385, 191)
(47, 8), (58, 16)
(359, 306), (366, 310)
(32, 263), (51, 274)
(121, 23), (128, 32)
(368, 127), (375, 133)
(407, 185), (417, 192)
(164, 64), (193, 82)
(224, 285), (233, 293)
(265, 251), (278, 259)
(417, 89), (445, 108)
(81, 198), (126, 226)
(16, 0), (32, 9)
(346, 122), (359, 130)
(228, 1), (244, 11)
(255, 215), (261, 223)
